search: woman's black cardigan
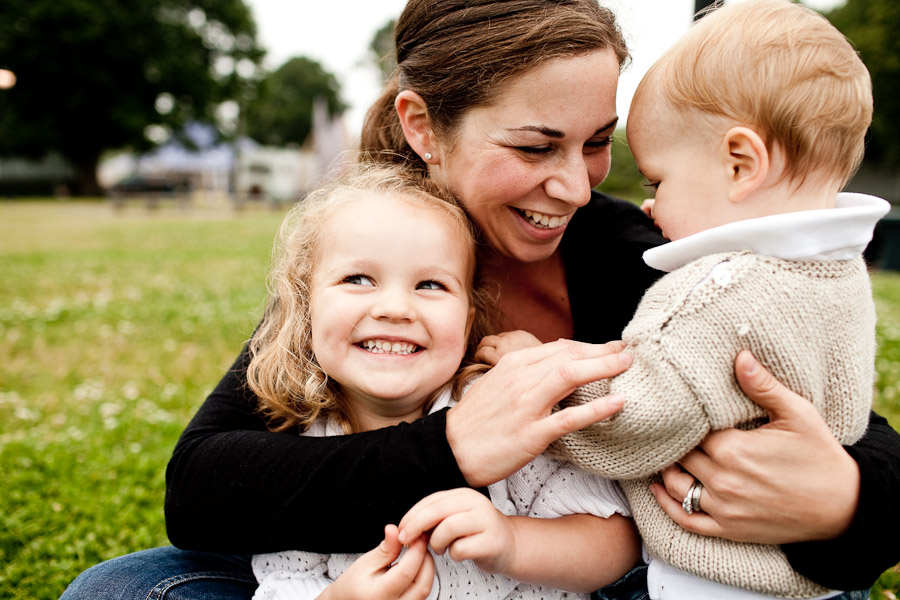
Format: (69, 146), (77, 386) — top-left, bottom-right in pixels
(165, 192), (900, 590)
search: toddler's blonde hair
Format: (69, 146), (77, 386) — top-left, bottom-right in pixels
(634, 0), (872, 187)
(247, 162), (490, 434)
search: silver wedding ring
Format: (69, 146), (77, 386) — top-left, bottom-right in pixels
(682, 480), (703, 515)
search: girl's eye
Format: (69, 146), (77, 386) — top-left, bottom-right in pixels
(416, 280), (446, 291)
(343, 274), (374, 286)
(643, 182), (660, 191)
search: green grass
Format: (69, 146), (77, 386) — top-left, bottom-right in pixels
(1, 201), (899, 599)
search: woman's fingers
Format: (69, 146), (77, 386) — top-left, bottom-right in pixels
(651, 351), (859, 545)
(448, 342), (630, 487)
(538, 391), (624, 441)
(649, 480), (723, 537)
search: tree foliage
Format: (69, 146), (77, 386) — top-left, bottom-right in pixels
(0, 0), (264, 195)
(242, 56), (346, 148)
(825, 0), (900, 168)
(369, 19), (397, 83)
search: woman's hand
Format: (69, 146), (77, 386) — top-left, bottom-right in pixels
(652, 350), (859, 544)
(447, 339), (630, 487)
(320, 525), (434, 600)
(398, 488), (516, 574)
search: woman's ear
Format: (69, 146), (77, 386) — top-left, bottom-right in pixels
(722, 127), (769, 203)
(395, 90), (438, 163)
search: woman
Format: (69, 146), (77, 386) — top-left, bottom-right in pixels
(63, 1), (900, 598)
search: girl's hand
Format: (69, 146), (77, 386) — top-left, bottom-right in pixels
(320, 525), (434, 600)
(447, 339), (630, 487)
(398, 488), (516, 575)
(640, 198), (655, 219)
(652, 350), (859, 544)
(474, 330), (543, 365)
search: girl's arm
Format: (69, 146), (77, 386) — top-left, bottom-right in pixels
(397, 488), (641, 593)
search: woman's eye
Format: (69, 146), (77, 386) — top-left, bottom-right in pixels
(585, 136), (613, 150)
(416, 280), (446, 291)
(515, 145), (553, 156)
(343, 274), (374, 286)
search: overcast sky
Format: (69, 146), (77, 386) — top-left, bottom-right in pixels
(244, 0), (845, 135)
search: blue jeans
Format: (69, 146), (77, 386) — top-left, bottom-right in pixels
(59, 547), (871, 600)
(593, 564), (650, 600)
(59, 546), (256, 600)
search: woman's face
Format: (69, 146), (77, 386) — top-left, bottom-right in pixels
(430, 50), (620, 263)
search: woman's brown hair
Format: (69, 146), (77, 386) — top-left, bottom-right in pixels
(361, 0), (629, 173)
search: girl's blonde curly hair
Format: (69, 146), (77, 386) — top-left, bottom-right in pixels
(247, 161), (492, 434)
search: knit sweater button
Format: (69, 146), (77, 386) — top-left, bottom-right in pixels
(711, 262), (733, 287)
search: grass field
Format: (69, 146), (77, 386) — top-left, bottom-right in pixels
(2, 200), (899, 599)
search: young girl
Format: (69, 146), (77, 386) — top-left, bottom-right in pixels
(246, 163), (640, 600)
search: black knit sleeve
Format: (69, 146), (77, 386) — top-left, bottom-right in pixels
(563, 192), (665, 343)
(164, 344), (472, 554)
(782, 411), (900, 590)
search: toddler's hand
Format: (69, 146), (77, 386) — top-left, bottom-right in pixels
(321, 524), (434, 600)
(640, 198), (655, 219)
(475, 330), (543, 365)
(398, 488), (517, 575)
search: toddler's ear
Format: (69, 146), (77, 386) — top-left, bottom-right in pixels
(722, 127), (769, 203)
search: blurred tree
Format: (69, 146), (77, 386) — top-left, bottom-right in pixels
(369, 19), (397, 82)
(242, 56), (346, 147)
(599, 133), (647, 205)
(0, 0), (264, 195)
(825, 0), (900, 168)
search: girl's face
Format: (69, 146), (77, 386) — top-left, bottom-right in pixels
(309, 193), (475, 429)
(430, 50), (620, 263)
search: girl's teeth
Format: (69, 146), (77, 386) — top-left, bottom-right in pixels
(523, 210), (567, 229)
(361, 340), (418, 355)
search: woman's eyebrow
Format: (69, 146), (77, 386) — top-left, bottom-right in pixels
(505, 118), (619, 139)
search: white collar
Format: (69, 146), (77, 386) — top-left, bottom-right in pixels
(643, 192), (891, 273)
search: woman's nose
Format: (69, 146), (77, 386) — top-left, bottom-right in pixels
(543, 154), (592, 207)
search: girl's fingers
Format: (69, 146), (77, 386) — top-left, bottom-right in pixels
(398, 550), (434, 600)
(398, 489), (482, 544)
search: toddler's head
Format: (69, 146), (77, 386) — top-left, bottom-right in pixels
(627, 0), (872, 240)
(249, 162), (487, 433)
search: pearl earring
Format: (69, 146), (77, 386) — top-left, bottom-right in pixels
(424, 152), (433, 160)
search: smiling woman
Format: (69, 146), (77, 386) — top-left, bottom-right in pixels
(62, 1), (900, 598)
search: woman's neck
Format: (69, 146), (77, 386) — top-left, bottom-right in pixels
(481, 249), (574, 343)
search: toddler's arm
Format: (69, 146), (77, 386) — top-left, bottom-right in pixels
(397, 488), (640, 593)
(474, 330), (543, 365)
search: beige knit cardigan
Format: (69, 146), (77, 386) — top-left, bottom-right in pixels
(551, 250), (875, 598)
